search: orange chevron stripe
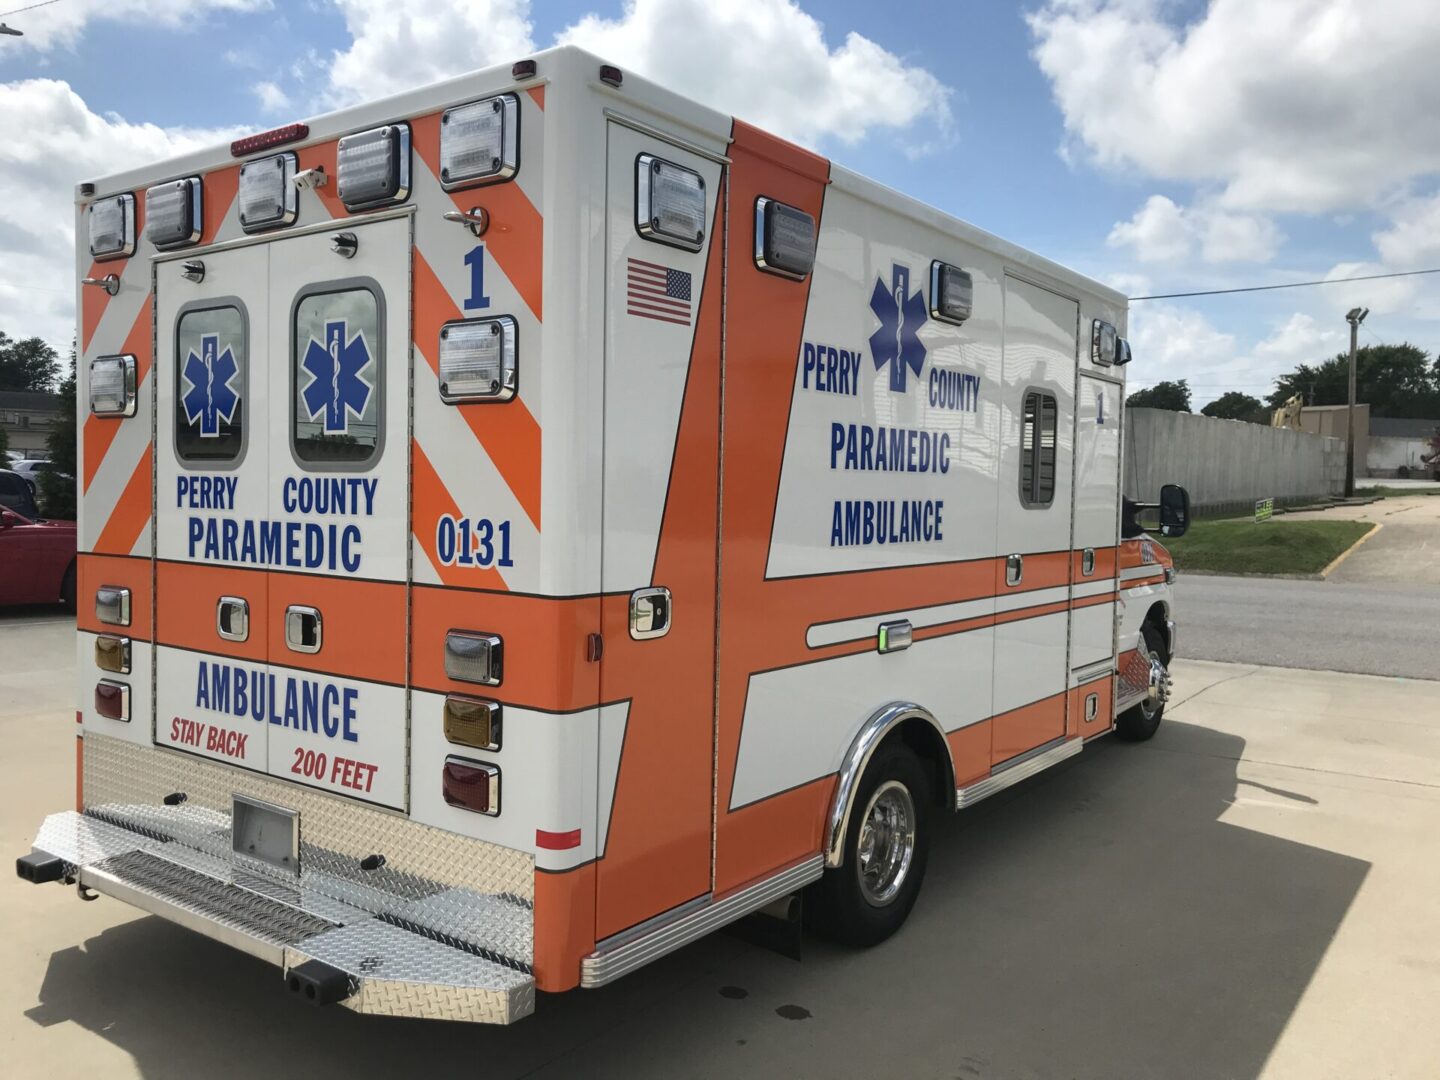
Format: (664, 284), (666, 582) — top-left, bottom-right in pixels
(82, 294), (153, 493)
(202, 164), (240, 243)
(526, 86), (545, 110)
(409, 111), (544, 322)
(411, 440), (507, 590)
(413, 250), (542, 529)
(295, 140), (347, 220)
(93, 445), (152, 556)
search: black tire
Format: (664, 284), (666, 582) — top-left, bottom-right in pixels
(1116, 622), (1169, 742)
(60, 562), (76, 612)
(808, 743), (931, 946)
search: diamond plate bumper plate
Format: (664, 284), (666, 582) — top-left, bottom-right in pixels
(26, 734), (536, 1024)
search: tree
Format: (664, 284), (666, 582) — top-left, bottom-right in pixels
(1266, 343), (1440, 418)
(1127, 379), (1191, 412)
(0, 332), (60, 392)
(1201, 391), (1264, 422)
(40, 341), (77, 519)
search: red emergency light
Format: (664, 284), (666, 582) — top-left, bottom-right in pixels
(442, 757), (499, 816)
(231, 123), (310, 158)
(94, 681), (129, 722)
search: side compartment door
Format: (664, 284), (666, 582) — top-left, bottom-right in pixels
(992, 275), (1077, 763)
(1070, 373), (1122, 735)
(264, 217), (412, 809)
(596, 122), (724, 937)
(155, 245), (271, 765)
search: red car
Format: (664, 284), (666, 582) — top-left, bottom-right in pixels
(0, 504), (76, 608)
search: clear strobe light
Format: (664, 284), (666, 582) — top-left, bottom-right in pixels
(88, 193), (135, 260)
(929, 261), (974, 325)
(440, 95), (519, 188)
(636, 154), (705, 251)
(89, 355), (137, 417)
(438, 317), (517, 403)
(238, 152), (298, 232)
(755, 197), (816, 279)
(336, 123), (411, 211)
(145, 177), (203, 249)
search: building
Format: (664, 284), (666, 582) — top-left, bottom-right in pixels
(0, 389), (62, 461)
(1300, 404), (1370, 477)
(1368, 416), (1440, 479)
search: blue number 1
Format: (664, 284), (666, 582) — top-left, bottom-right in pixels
(463, 245), (491, 310)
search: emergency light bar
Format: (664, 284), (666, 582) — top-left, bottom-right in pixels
(238, 152), (299, 232)
(336, 123), (411, 211)
(230, 122), (309, 157)
(89, 354), (137, 417)
(1091, 319), (1118, 365)
(145, 177), (203, 250)
(438, 317), (518, 403)
(440, 94), (520, 189)
(929, 261), (974, 325)
(87, 193), (135, 260)
(755, 197), (816, 279)
(636, 154), (705, 251)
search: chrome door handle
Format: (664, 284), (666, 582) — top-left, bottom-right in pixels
(1082, 547), (1096, 576)
(629, 587), (672, 640)
(1006, 553), (1023, 587)
(285, 605), (322, 653)
(217, 596), (249, 642)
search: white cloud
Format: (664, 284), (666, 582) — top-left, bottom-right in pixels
(4, 0), (269, 52)
(0, 80), (239, 349)
(1108, 194), (1280, 264)
(558, 0), (952, 149)
(1372, 193), (1440, 269)
(1030, 0), (1440, 213)
(319, 0), (952, 151)
(324, 0), (536, 107)
(252, 80), (291, 113)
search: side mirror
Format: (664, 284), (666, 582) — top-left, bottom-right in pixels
(1159, 484), (1189, 538)
(0, 510), (18, 529)
(1115, 337), (1133, 365)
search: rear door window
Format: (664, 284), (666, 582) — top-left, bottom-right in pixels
(291, 283), (383, 467)
(175, 302), (248, 465)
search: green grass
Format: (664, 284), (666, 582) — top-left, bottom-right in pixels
(1165, 518), (1374, 576)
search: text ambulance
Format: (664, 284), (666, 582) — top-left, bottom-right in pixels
(18, 46), (1189, 1023)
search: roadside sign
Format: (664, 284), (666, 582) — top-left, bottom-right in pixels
(1255, 497), (1274, 523)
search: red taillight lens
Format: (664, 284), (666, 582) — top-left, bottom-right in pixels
(442, 757), (499, 816)
(231, 123), (309, 158)
(94, 680), (129, 722)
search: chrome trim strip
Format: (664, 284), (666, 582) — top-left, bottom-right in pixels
(581, 857), (823, 988)
(955, 737), (1082, 809)
(824, 702), (951, 869)
(1072, 658), (1116, 684)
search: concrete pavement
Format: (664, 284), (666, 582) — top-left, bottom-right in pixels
(5, 615), (1440, 1078)
(1286, 494), (1440, 585)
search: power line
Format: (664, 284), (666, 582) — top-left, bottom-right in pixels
(1129, 266), (1440, 301)
(0, 0), (62, 17)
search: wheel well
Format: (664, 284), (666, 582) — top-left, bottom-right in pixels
(1143, 601), (1168, 632)
(886, 716), (955, 810)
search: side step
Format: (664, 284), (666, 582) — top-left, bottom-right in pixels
(955, 737), (1083, 809)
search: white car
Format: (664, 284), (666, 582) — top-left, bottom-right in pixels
(9, 459), (68, 490)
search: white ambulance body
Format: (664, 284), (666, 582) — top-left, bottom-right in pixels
(20, 46), (1185, 1023)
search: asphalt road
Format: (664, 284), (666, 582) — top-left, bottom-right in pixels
(1175, 574), (1440, 681)
(6, 610), (1440, 1078)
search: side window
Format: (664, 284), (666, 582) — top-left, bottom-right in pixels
(176, 303), (247, 465)
(1020, 390), (1058, 508)
(292, 284), (382, 466)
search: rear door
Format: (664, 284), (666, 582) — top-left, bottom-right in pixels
(154, 215), (412, 809)
(991, 274), (1077, 763)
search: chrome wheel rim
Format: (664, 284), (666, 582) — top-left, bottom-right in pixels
(855, 780), (916, 907)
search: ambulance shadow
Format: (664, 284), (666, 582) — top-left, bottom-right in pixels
(26, 719), (1368, 1080)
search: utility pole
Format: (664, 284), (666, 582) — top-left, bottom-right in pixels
(1344, 306), (1369, 498)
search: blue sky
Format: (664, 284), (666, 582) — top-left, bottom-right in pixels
(2, 0), (1437, 408)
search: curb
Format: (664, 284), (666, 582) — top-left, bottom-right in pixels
(1320, 522), (1383, 579)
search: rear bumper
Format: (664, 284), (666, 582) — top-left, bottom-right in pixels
(22, 733), (536, 1024)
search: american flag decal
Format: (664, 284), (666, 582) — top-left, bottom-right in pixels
(627, 257), (693, 326)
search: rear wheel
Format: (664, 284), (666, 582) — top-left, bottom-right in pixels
(60, 562), (76, 612)
(1116, 622), (1169, 741)
(809, 743), (931, 946)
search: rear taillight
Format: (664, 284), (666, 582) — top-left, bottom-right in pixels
(94, 680), (129, 722)
(442, 757), (499, 816)
(444, 630), (503, 685)
(95, 635), (131, 674)
(443, 696), (501, 751)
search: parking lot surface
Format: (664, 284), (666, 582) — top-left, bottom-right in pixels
(5, 612), (1439, 1079)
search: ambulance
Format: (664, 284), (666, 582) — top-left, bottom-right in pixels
(17, 46), (1189, 1023)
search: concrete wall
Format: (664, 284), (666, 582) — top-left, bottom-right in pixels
(1370, 435), (1439, 478)
(1124, 408), (1344, 515)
